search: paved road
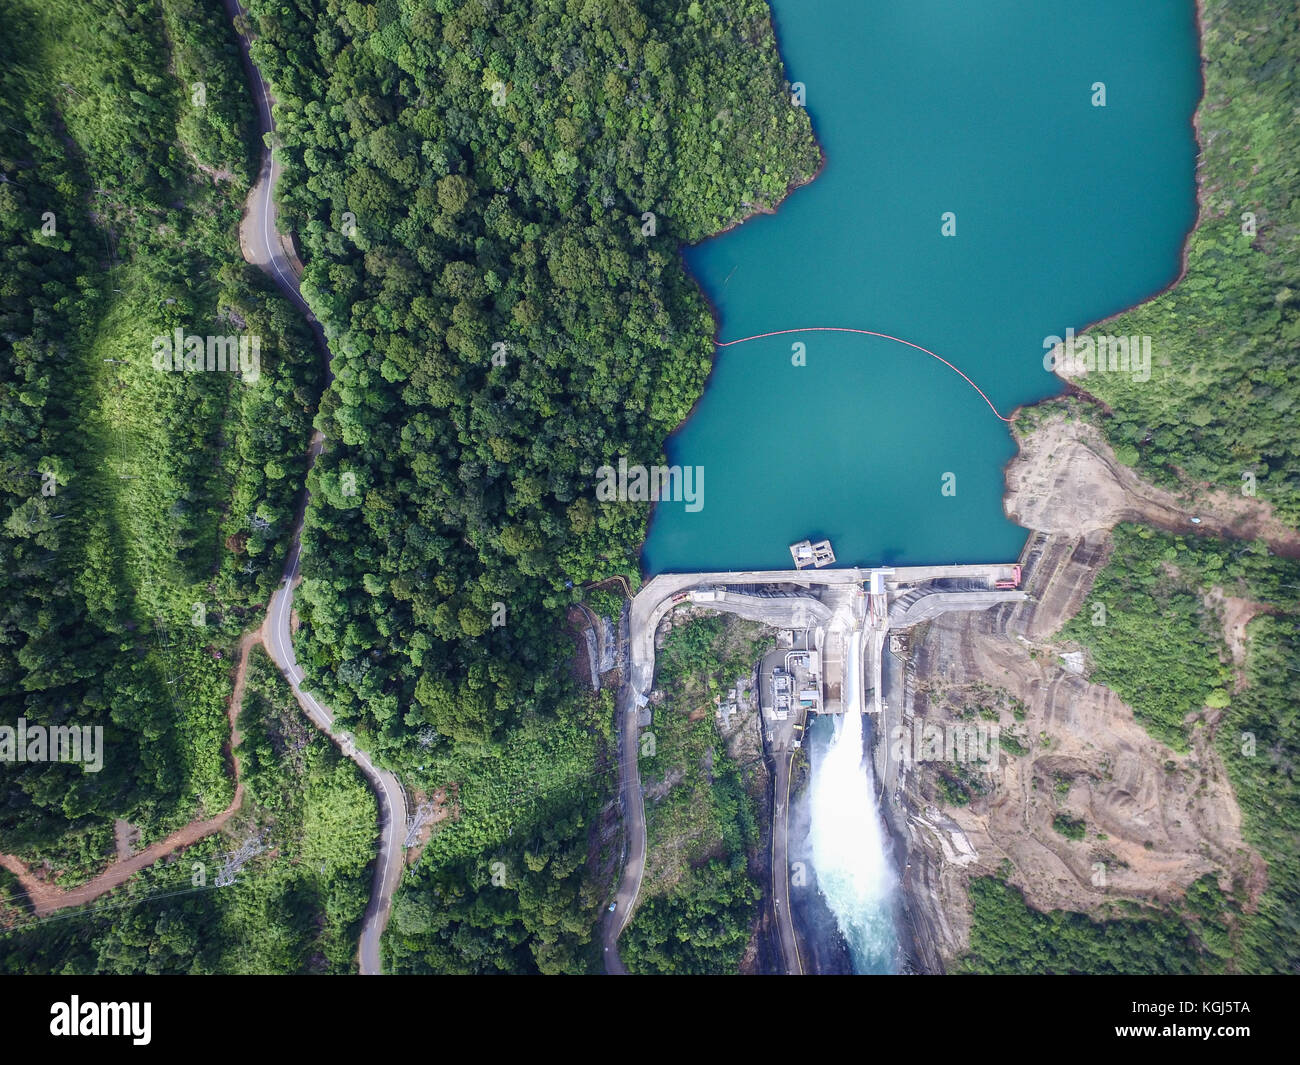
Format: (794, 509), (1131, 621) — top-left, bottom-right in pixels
(600, 676), (642, 974)
(227, 0), (406, 976)
(769, 749), (803, 974)
(263, 529), (406, 977)
(225, 0), (320, 328)
(604, 568), (1018, 971)
(602, 576), (829, 971)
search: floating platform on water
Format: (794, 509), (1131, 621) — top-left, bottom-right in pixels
(790, 538), (836, 569)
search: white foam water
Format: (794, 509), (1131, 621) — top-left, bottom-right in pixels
(807, 708), (899, 972)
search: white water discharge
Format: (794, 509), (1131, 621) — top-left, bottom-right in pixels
(808, 708), (899, 972)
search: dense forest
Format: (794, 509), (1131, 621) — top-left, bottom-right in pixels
(1, 0), (819, 973)
(0, 0), (320, 876)
(0, 649), (376, 973)
(242, 0), (818, 759)
(236, 0), (818, 971)
(962, 875), (1229, 975)
(382, 686), (614, 973)
(4, 0), (1293, 978)
(622, 615), (769, 975)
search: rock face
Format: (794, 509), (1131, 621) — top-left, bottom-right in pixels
(1004, 412), (1300, 556)
(894, 413), (1266, 972)
(902, 602), (1261, 968)
(1004, 419), (1141, 535)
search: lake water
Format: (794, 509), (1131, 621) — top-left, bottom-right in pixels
(642, 0), (1201, 574)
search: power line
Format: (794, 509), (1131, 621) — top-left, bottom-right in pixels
(0, 831), (290, 928)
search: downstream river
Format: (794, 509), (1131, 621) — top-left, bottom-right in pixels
(643, 0), (1201, 575)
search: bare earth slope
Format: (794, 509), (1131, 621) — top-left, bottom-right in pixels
(898, 411), (1277, 970)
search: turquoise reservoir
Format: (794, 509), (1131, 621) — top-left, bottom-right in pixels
(643, 0), (1201, 574)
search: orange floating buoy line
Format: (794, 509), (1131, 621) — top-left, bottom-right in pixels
(714, 326), (1014, 423)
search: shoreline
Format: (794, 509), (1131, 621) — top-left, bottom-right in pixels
(636, 0), (1219, 976)
(1008, 0), (1289, 543)
(696, 0), (828, 246)
(702, 141), (828, 245)
(638, 5), (828, 583)
(647, 0), (1210, 583)
(1035, 0), (1209, 412)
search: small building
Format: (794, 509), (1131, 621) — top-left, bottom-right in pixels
(869, 568), (896, 596)
(790, 539), (836, 569)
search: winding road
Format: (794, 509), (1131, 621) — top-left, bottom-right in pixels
(261, 531), (405, 976)
(226, 0), (406, 976)
(600, 667), (647, 973)
(600, 571), (849, 972)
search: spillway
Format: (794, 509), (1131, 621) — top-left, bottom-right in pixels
(805, 707), (900, 973)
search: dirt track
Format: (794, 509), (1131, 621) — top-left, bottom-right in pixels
(1005, 414), (1300, 558)
(0, 631), (261, 918)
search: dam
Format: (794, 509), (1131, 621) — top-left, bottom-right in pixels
(614, 560), (1026, 973)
